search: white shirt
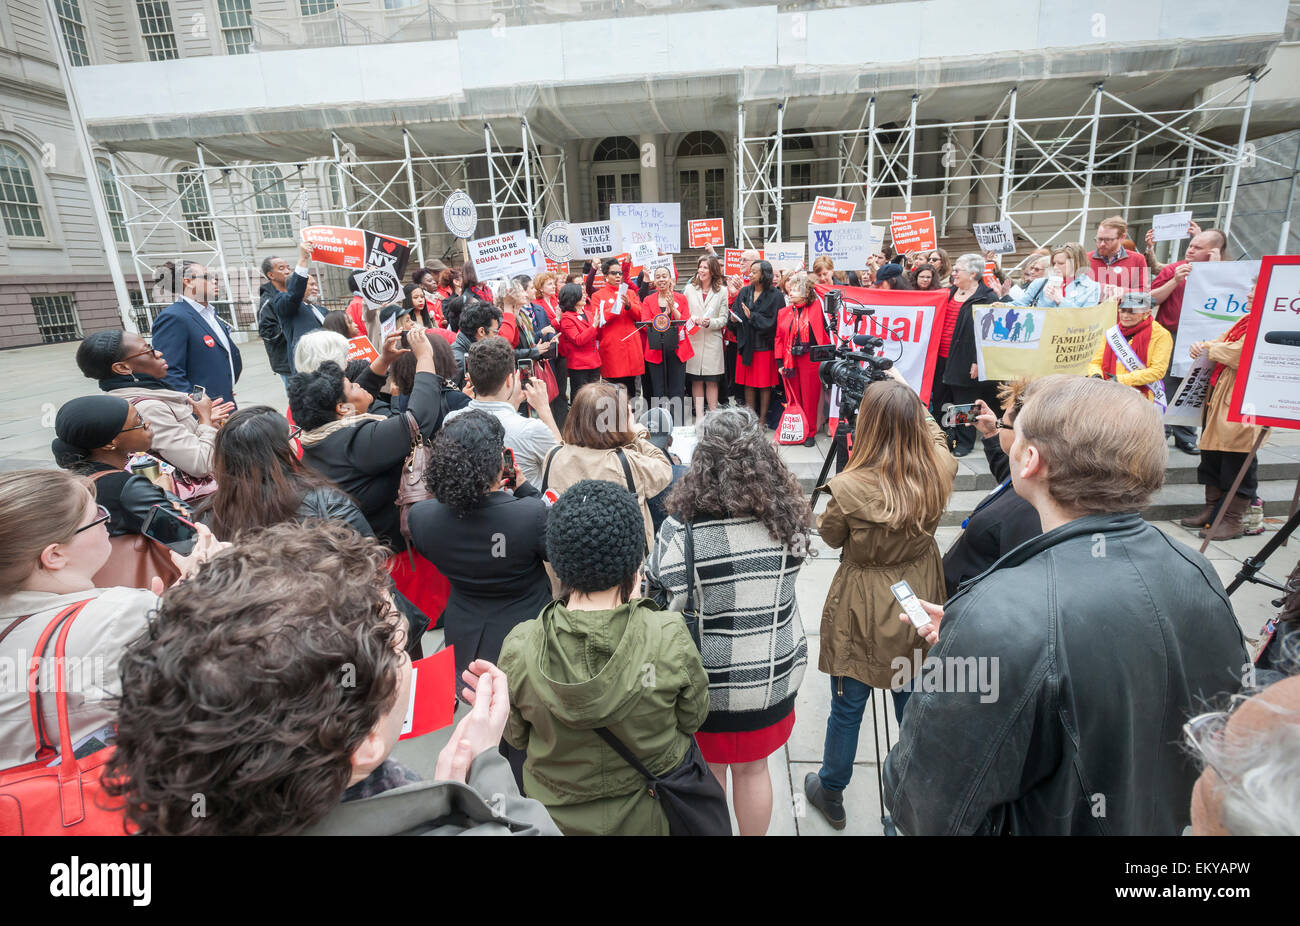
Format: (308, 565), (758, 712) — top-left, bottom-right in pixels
(443, 399), (558, 486)
(183, 295), (235, 390)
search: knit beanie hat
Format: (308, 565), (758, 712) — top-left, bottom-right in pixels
(546, 479), (645, 593)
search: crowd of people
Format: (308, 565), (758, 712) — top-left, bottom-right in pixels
(1, 206), (1295, 839)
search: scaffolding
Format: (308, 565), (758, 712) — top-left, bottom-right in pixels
(736, 75), (1281, 268)
(109, 121), (568, 332)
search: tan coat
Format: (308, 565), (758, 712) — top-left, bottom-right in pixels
(109, 385), (218, 477)
(817, 417), (957, 688)
(1200, 336), (1268, 453)
(682, 283), (729, 377)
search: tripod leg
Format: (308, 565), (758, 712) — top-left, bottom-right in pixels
(1227, 505), (1300, 595)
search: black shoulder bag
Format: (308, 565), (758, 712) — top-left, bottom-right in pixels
(592, 726), (731, 836)
(680, 522), (705, 653)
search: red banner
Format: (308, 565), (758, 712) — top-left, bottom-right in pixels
(811, 196), (856, 224)
(724, 248), (764, 276)
(688, 218), (726, 248)
(889, 212), (937, 253)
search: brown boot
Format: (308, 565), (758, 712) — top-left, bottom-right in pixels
(1180, 485), (1222, 528)
(1199, 494), (1250, 541)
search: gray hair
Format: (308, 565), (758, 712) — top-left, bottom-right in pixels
(697, 405), (765, 456)
(293, 330), (349, 374)
(952, 253), (984, 277)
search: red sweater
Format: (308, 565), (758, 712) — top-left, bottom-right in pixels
(1088, 249), (1148, 293)
(559, 309), (601, 370)
(774, 297), (830, 369)
(592, 285), (647, 378)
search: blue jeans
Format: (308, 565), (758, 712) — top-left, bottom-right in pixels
(818, 676), (912, 792)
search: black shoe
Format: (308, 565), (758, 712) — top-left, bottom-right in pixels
(953, 445), (972, 457)
(803, 436), (817, 447)
(1174, 436), (1201, 455)
(804, 772), (846, 830)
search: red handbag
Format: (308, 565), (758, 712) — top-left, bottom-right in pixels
(0, 601), (135, 835)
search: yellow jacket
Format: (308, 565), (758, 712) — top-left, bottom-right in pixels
(1086, 319), (1172, 401)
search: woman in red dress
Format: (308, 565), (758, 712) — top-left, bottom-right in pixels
(590, 257), (647, 396)
(732, 260), (782, 427)
(775, 272), (831, 446)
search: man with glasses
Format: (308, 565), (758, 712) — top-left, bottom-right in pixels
(1087, 215), (1149, 298)
(151, 260), (243, 409)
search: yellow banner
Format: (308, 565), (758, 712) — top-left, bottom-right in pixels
(973, 301), (1116, 380)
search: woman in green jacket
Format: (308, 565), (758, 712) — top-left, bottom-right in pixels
(499, 479), (710, 836)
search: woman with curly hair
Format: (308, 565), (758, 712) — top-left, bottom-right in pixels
(406, 410), (551, 698)
(644, 405), (811, 836)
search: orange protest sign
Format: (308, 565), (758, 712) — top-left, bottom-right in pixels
(398, 646), (456, 741)
(544, 258), (568, 275)
(302, 225), (366, 268)
(346, 335), (380, 363)
(724, 248), (764, 276)
(810, 196), (856, 224)
(688, 218), (726, 248)
(889, 212), (937, 252)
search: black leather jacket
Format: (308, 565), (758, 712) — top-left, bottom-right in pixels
(883, 511), (1246, 835)
(297, 486), (373, 538)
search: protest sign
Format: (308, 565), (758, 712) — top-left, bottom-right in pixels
(1163, 354), (1214, 427)
(1230, 255), (1300, 429)
(545, 258), (568, 275)
(764, 241), (805, 273)
(468, 229), (535, 280)
(630, 239), (659, 267)
(973, 220), (1015, 254)
(808, 222), (882, 269)
(399, 646), (456, 741)
(645, 254), (676, 280)
(1170, 260), (1260, 376)
(569, 220), (622, 259)
(974, 301), (1115, 379)
(688, 218), (725, 248)
(345, 335), (379, 364)
(302, 226), (410, 279)
(725, 248), (764, 276)
(442, 191), (477, 239)
(357, 267), (401, 311)
(610, 202), (682, 253)
(540, 220), (573, 262)
(810, 196), (856, 224)
(890, 211), (937, 253)
(1151, 210), (1193, 242)
(823, 287), (946, 413)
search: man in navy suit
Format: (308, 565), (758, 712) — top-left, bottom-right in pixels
(270, 239), (321, 373)
(151, 261), (243, 406)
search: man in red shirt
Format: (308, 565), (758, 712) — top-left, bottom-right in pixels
(1088, 216), (1148, 298)
(1145, 222), (1227, 455)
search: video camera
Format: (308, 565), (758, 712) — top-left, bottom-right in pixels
(814, 293), (895, 414)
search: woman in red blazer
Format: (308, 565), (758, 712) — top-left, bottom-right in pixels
(590, 256), (647, 395)
(775, 272), (831, 446)
(642, 265), (692, 426)
(558, 282), (601, 401)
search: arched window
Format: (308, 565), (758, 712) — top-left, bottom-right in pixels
(593, 136), (639, 162)
(677, 132), (726, 158)
(177, 167), (214, 242)
(782, 130), (814, 151)
(251, 166), (292, 240)
(97, 160), (127, 244)
(0, 143), (48, 239)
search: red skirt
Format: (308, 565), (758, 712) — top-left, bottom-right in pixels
(695, 710), (795, 764)
(736, 349), (778, 388)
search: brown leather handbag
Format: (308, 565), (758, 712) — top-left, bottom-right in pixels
(87, 472), (181, 590)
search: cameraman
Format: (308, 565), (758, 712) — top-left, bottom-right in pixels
(446, 336), (559, 486)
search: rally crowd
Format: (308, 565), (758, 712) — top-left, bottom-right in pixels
(1, 210), (1296, 838)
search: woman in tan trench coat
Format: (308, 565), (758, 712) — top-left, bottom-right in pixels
(803, 372), (957, 830)
(1182, 280), (1268, 540)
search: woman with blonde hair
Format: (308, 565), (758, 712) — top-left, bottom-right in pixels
(804, 371), (957, 830)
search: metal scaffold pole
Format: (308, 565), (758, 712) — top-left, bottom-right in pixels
(1077, 83), (1103, 241)
(1221, 74), (1257, 237)
(195, 144), (239, 325)
(402, 129), (425, 268)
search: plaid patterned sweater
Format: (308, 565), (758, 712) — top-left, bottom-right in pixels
(646, 515), (807, 733)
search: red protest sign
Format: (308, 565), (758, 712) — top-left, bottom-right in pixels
(1228, 254), (1300, 430)
(544, 258), (568, 275)
(688, 218), (726, 248)
(346, 335), (379, 363)
(302, 225), (411, 277)
(398, 646), (456, 741)
(724, 248), (765, 276)
(889, 212), (937, 253)
(811, 196), (856, 224)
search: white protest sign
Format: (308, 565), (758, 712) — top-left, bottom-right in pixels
(610, 202), (682, 253)
(540, 221), (573, 262)
(568, 220), (622, 259)
(764, 241), (805, 273)
(1170, 260), (1260, 376)
(468, 229), (535, 280)
(631, 239), (659, 266)
(1163, 354), (1214, 427)
(357, 267), (401, 310)
(645, 254), (676, 280)
(1151, 210), (1194, 242)
(1232, 257), (1300, 430)
(973, 220), (1015, 254)
(807, 222), (882, 268)
(442, 191), (478, 239)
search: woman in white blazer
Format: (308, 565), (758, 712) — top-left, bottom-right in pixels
(683, 254), (730, 423)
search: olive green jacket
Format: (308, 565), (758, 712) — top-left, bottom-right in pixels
(499, 597), (710, 836)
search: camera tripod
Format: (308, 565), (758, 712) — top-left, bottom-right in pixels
(1226, 499), (1300, 599)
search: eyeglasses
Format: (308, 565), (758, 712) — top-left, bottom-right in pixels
(118, 418), (149, 434)
(606, 270), (623, 277)
(73, 504), (111, 535)
(995, 421), (1015, 432)
(1183, 695), (1250, 754)
(121, 343), (163, 362)
(288, 425), (302, 443)
(1095, 237), (1119, 245)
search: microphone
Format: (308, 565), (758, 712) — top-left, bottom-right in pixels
(1263, 331), (1300, 347)
(852, 333), (885, 349)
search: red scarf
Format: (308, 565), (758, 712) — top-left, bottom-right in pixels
(1210, 315), (1253, 386)
(1102, 315), (1153, 379)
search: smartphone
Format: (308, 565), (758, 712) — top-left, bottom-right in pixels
(891, 580), (933, 634)
(517, 359), (534, 384)
(141, 504), (198, 556)
(189, 384), (206, 402)
(502, 448), (517, 490)
(947, 403), (979, 427)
